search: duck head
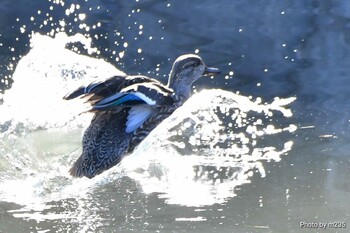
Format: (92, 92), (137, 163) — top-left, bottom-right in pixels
(167, 54), (220, 99)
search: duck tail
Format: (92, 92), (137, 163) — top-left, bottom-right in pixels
(69, 156), (87, 178)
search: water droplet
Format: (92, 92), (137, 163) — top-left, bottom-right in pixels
(78, 13), (86, 21)
(119, 51), (125, 58)
(59, 20), (65, 27)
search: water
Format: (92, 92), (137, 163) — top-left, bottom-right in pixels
(1, 1), (350, 232)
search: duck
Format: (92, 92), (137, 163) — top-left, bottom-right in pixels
(64, 54), (220, 178)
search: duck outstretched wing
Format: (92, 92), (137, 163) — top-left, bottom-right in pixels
(90, 82), (173, 109)
(65, 75), (175, 130)
(63, 75), (127, 100)
(63, 75), (160, 103)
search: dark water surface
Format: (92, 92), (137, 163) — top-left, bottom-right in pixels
(0, 0), (350, 232)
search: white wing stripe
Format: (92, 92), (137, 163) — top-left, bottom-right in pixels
(133, 92), (156, 105)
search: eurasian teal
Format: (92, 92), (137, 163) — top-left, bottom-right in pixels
(64, 54), (220, 178)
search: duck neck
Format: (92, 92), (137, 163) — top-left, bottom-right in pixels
(168, 74), (192, 100)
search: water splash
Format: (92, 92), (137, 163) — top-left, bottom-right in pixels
(0, 33), (296, 224)
(0, 32), (124, 130)
(0, 32), (125, 211)
(121, 89), (296, 206)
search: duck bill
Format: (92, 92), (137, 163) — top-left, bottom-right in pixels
(203, 67), (221, 76)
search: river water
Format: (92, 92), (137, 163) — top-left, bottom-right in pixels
(0, 0), (349, 232)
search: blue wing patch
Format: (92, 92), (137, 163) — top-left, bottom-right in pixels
(92, 92), (156, 111)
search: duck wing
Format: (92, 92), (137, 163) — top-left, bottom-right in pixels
(91, 82), (174, 109)
(63, 75), (157, 102)
(93, 82), (175, 133)
(63, 75), (127, 100)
